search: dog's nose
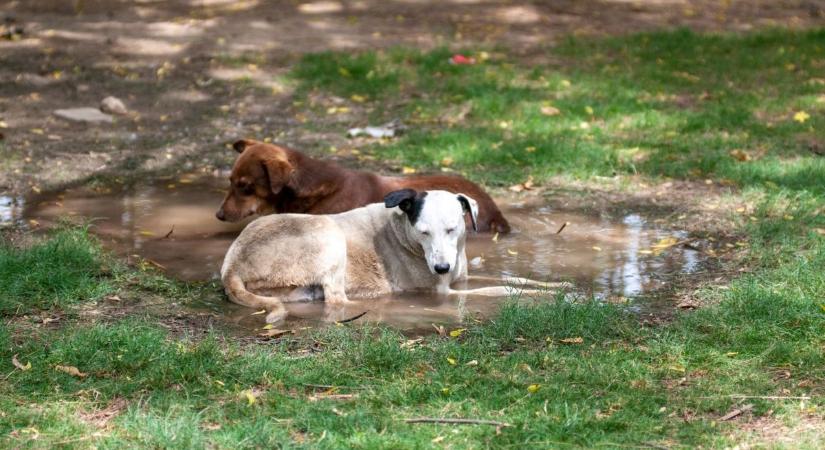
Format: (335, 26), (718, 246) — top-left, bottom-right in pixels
(215, 209), (226, 221)
(434, 263), (450, 274)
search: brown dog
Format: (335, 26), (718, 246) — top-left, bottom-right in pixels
(215, 139), (511, 233)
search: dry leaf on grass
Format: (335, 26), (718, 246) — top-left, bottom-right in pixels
(79, 397), (128, 428)
(55, 365), (87, 378)
(12, 354), (31, 371)
(559, 337), (584, 344)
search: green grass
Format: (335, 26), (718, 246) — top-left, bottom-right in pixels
(0, 227), (112, 315)
(291, 29), (825, 189)
(2, 27), (825, 447)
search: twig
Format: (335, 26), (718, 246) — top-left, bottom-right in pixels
(555, 222), (568, 234)
(404, 417), (511, 427)
(144, 258), (166, 270)
(720, 403), (753, 421)
(701, 395), (812, 400)
(336, 311), (368, 324)
(163, 225), (175, 239)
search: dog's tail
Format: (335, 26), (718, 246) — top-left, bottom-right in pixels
(223, 272), (287, 323)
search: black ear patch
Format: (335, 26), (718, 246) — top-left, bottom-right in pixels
(384, 189), (428, 224)
(457, 195), (478, 232)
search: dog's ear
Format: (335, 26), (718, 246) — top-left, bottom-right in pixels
(456, 194), (479, 232)
(232, 139), (256, 153)
(384, 189), (417, 211)
(261, 157), (295, 196)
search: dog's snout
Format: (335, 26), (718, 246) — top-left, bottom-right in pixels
(434, 263), (450, 274)
(215, 209), (226, 221)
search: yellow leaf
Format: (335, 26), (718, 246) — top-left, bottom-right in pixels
(402, 166), (416, 174)
(0, 120), (8, 128)
(507, 249), (518, 255)
(446, 357), (457, 365)
(638, 250), (653, 255)
(560, 79), (572, 87)
(138, 230), (155, 237)
(652, 237), (678, 249)
(592, 246), (602, 251)
(441, 387), (450, 395)
(244, 390), (256, 405)
(449, 328), (466, 338)
(215, 380), (225, 386)
(793, 111), (810, 123)
(784, 215), (794, 221)
(12, 354), (31, 371)
(350, 94), (366, 103)
(725, 352), (738, 357)
(492, 232), (499, 243)
(585, 106), (594, 115)
(338, 67), (351, 77)
(55, 365), (87, 378)
(262, 324), (274, 330)
(440, 156), (453, 167)
(667, 364), (686, 373)
(820, 304), (825, 312)
(559, 337), (583, 344)
(527, 384), (541, 393)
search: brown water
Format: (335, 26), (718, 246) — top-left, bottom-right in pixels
(13, 175), (702, 332)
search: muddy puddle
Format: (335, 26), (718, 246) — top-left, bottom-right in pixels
(14, 175), (703, 333)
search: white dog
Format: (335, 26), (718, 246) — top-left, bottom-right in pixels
(221, 189), (560, 322)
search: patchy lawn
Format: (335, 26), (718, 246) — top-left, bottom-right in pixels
(2, 27), (825, 448)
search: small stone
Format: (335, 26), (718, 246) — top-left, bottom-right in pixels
(54, 108), (113, 123)
(100, 96), (128, 115)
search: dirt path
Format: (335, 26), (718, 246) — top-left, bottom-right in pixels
(1, 0), (823, 198)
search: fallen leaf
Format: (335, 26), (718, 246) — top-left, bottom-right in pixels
(262, 324), (275, 330)
(55, 365), (87, 378)
(527, 384), (541, 393)
(466, 360), (479, 366)
(540, 106), (560, 116)
(814, 228), (825, 236)
(492, 232), (499, 243)
(559, 337), (583, 344)
(449, 328), (466, 338)
(251, 309), (266, 316)
(258, 328), (290, 338)
(592, 246), (602, 251)
(793, 111), (810, 123)
(446, 357), (457, 365)
(402, 166), (417, 174)
(585, 106), (594, 115)
(350, 94), (366, 103)
(441, 387), (451, 395)
(507, 249), (519, 255)
(338, 67), (351, 77)
(729, 149), (751, 161)
(12, 354), (31, 371)
(440, 156), (453, 167)
(138, 230), (155, 237)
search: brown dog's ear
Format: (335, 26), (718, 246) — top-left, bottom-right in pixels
(261, 157), (295, 196)
(232, 139), (256, 153)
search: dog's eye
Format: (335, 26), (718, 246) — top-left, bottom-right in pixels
(446, 228), (455, 234)
(421, 230), (430, 236)
(240, 184), (255, 195)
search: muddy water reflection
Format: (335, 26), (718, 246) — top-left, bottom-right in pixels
(22, 176), (702, 331)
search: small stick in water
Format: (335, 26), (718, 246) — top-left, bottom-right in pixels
(163, 225), (175, 239)
(555, 222), (568, 234)
(336, 311), (368, 324)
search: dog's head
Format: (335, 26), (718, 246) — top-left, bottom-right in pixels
(216, 139), (295, 222)
(384, 189), (479, 276)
